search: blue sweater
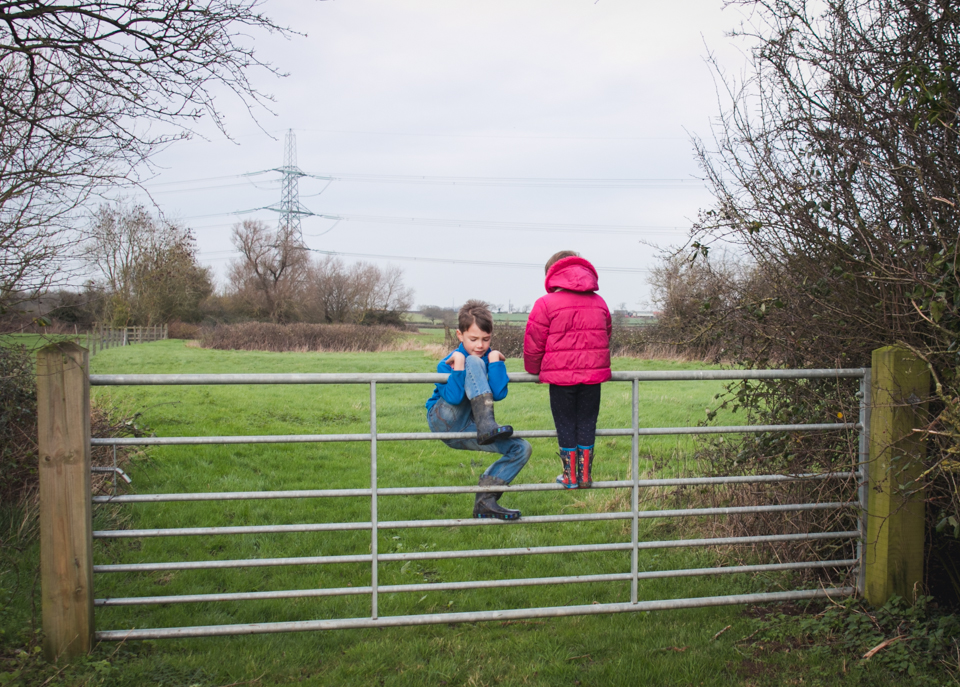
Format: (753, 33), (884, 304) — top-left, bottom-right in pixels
(425, 344), (509, 411)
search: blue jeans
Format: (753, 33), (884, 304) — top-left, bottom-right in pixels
(427, 357), (531, 483)
(462, 354), (491, 400)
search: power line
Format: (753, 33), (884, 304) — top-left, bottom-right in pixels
(303, 248), (651, 273)
(147, 179), (281, 196)
(140, 170), (275, 188)
(178, 209), (689, 234)
(304, 172), (704, 188)
(306, 213), (688, 235)
(177, 208), (266, 221)
(140, 169), (703, 191)
(284, 126), (690, 142)
(197, 247), (651, 273)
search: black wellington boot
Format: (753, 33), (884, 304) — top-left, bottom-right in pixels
(473, 475), (521, 520)
(469, 393), (514, 445)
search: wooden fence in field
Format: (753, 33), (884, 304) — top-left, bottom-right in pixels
(85, 325), (167, 355)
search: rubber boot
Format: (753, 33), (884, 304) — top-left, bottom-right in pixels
(473, 475), (521, 519)
(577, 445), (594, 488)
(555, 448), (578, 489)
(469, 392), (513, 445)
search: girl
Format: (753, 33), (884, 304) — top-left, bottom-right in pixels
(523, 251), (612, 488)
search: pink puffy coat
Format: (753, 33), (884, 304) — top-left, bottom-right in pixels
(523, 256), (612, 385)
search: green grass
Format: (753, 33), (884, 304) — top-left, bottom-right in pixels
(0, 332), (87, 351)
(412, 327), (447, 340)
(1, 340), (936, 685)
(492, 313), (530, 324)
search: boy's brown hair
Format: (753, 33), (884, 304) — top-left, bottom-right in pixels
(545, 250), (579, 274)
(458, 299), (494, 334)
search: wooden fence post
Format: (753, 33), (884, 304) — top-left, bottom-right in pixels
(865, 346), (929, 606)
(37, 342), (94, 660)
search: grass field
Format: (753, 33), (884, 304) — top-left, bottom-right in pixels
(0, 339), (922, 685)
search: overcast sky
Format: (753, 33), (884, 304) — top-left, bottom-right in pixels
(132, 1), (749, 312)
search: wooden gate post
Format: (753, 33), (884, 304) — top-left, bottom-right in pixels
(865, 346), (929, 606)
(37, 342), (94, 660)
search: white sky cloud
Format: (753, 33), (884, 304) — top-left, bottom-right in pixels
(134, 0), (750, 311)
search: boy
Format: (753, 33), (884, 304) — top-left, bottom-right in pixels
(426, 300), (531, 519)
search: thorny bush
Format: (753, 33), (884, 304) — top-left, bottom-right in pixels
(1, 339), (148, 534)
(689, 377), (863, 584)
(650, 0), (960, 601)
(0, 345), (37, 505)
(444, 322), (660, 360)
(200, 322), (403, 353)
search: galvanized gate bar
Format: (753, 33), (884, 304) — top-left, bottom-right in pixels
(90, 369), (868, 385)
(95, 560), (857, 607)
(90, 422), (860, 446)
(631, 378), (640, 605)
(92, 472), (858, 504)
(94, 587), (856, 640)
(94, 530), (860, 573)
(92, 501), (854, 538)
(88, 367), (867, 641)
(370, 381), (378, 620)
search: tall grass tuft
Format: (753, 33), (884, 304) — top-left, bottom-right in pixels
(200, 322), (403, 352)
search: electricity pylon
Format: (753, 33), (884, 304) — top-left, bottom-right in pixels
(274, 129), (313, 243)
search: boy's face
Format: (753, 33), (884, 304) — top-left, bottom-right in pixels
(456, 323), (491, 357)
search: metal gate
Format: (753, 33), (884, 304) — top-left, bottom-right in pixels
(82, 368), (868, 641)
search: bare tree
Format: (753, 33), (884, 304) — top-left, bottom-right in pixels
(229, 220), (309, 323)
(0, 1), (289, 310)
(308, 256), (358, 324)
(676, 0), (960, 570)
(420, 305), (457, 327)
(365, 264), (414, 314)
(85, 202), (211, 325)
(307, 256), (413, 324)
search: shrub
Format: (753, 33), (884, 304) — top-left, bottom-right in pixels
(167, 319), (200, 339)
(200, 322), (402, 352)
(1, 339), (146, 534)
(609, 324), (650, 357)
(358, 309), (407, 328)
(444, 322), (662, 360)
(0, 345), (37, 505)
(492, 324), (525, 359)
(441, 323), (525, 359)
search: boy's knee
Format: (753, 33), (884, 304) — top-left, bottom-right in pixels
(464, 355), (485, 372)
(515, 439), (532, 463)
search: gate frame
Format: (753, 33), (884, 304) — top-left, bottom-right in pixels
(36, 343), (926, 659)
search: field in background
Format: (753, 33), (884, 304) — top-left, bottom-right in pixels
(1, 339), (901, 685)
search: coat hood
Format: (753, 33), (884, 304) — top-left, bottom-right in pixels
(544, 256), (599, 293)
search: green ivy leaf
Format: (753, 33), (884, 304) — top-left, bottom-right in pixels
(931, 300), (945, 323)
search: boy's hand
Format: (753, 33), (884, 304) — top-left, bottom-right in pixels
(448, 351), (466, 370)
(488, 350), (504, 363)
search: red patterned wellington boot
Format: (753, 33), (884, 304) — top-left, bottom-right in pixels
(577, 445), (594, 488)
(556, 448), (578, 489)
